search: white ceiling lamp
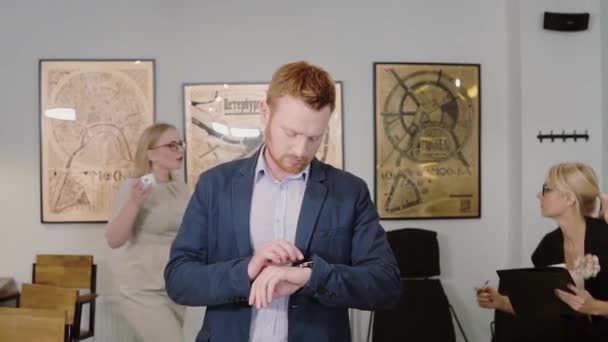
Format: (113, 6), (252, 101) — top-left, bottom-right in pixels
(44, 108), (76, 121)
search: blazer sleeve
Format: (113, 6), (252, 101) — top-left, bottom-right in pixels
(299, 179), (401, 310)
(164, 173), (251, 306)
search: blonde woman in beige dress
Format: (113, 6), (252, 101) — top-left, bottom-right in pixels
(106, 123), (190, 342)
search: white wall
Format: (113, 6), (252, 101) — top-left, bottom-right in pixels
(0, 1), (603, 341)
(517, 0), (603, 264)
(504, 0), (524, 269)
(603, 1), (608, 188)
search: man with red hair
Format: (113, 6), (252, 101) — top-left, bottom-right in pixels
(165, 61), (400, 342)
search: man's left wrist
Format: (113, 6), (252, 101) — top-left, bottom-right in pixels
(291, 265), (312, 286)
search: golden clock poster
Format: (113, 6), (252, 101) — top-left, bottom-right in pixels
(184, 82), (343, 188)
(374, 63), (480, 219)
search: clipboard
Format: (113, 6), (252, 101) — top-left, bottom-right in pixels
(496, 267), (577, 317)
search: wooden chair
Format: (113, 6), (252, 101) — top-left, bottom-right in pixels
(32, 255), (97, 340)
(19, 284), (78, 341)
(0, 307), (67, 342)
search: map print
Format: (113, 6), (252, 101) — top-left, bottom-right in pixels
(184, 83), (343, 188)
(40, 60), (154, 222)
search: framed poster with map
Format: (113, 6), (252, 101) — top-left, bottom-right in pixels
(374, 62), (480, 219)
(183, 82), (343, 187)
(40, 59), (155, 223)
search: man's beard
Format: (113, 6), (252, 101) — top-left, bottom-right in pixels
(265, 128), (310, 174)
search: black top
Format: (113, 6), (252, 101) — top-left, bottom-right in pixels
(494, 217), (608, 342)
(531, 216), (608, 341)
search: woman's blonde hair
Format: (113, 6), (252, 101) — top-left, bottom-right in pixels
(132, 123), (176, 178)
(547, 162), (608, 219)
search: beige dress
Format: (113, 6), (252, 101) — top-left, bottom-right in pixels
(111, 178), (190, 342)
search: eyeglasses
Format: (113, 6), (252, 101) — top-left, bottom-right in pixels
(150, 140), (186, 152)
(541, 183), (554, 196)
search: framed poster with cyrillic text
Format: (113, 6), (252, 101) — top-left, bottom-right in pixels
(183, 82), (343, 188)
(374, 62), (480, 219)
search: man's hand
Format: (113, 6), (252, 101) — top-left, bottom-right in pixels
(248, 265), (312, 309)
(247, 240), (304, 280)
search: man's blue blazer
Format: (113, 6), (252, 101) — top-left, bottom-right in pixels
(165, 151), (401, 342)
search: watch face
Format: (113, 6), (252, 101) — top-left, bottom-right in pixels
(297, 261), (313, 268)
(184, 83), (344, 188)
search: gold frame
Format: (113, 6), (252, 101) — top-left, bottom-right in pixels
(374, 63), (480, 219)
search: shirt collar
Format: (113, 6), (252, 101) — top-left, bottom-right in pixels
(255, 145), (309, 183)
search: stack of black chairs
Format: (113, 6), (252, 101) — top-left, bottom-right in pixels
(369, 228), (469, 342)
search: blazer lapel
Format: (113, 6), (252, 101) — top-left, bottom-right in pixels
(295, 159), (328, 255)
(231, 151), (260, 257)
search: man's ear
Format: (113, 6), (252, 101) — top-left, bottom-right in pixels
(260, 101), (271, 127)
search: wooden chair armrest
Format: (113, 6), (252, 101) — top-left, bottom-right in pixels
(76, 293), (97, 304)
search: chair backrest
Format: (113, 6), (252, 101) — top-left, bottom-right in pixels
(372, 279), (456, 342)
(20, 283), (78, 325)
(33, 255), (95, 292)
(387, 228), (440, 277)
(0, 307), (66, 342)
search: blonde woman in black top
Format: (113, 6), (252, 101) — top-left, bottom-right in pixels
(476, 162), (608, 342)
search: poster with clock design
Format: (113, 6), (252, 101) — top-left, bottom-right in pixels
(374, 63), (480, 219)
(184, 82), (343, 189)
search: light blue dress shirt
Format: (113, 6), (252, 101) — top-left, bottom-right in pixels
(248, 149), (309, 342)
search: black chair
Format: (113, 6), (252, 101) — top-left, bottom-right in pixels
(368, 228), (469, 342)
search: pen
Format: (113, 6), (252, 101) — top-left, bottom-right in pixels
(476, 280), (490, 294)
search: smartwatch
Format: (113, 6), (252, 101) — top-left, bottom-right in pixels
(296, 261), (313, 268)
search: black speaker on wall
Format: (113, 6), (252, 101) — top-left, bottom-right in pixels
(543, 12), (589, 31)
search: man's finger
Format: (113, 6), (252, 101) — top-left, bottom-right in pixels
(267, 276), (277, 305)
(263, 250), (282, 265)
(249, 278), (257, 306)
(276, 241), (302, 261)
(268, 243), (290, 265)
